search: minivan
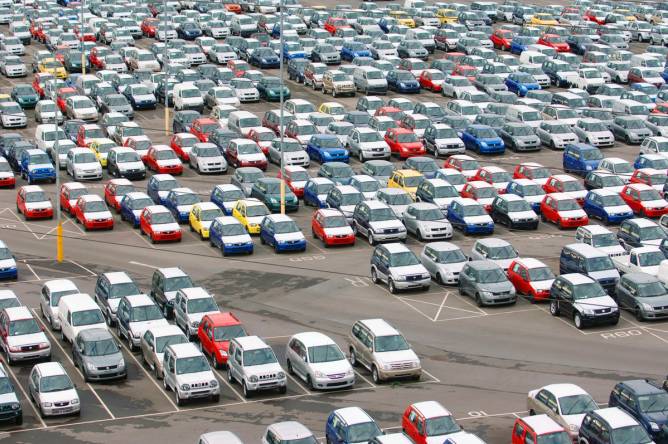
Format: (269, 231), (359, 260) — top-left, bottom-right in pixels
(506, 105), (543, 128)
(228, 110), (262, 137)
(559, 243), (620, 295)
(58, 293), (107, 344)
(173, 83), (204, 113)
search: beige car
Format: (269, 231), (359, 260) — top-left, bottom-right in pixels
(322, 70), (355, 98)
(526, 383), (599, 440)
(140, 324), (187, 379)
(348, 318), (421, 384)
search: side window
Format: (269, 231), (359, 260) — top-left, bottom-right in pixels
(514, 422), (525, 439)
(525, 431), (535, 444)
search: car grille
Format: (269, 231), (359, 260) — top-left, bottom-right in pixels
(390, 361), (414, 370)
(327, 373), (346, 379)
(594, 308), (611, 314)
(406, 274), (424, 281)
(259, 373), (277, 380)
(97, 365), (118, 371)
(21, 344), (39, 352)
(0, 404), (14, 412)
(431, 227), (449, 232)
(54, 401), (70, 407)
(494, 291), (511, 296)
(285, 240), (301, 244)
(653, 305), (668, 311)
(475, 223), (489, 227)
(384, 228), (399, 234)
(190, 381), (209, 388)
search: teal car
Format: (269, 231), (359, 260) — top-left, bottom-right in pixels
(257, 76), (291, 102)
(249, 177), (299, 213)
(11, 84), (39, 109)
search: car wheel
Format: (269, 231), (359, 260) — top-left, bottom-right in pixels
(574, 312), (584, 329)
(286, 359), (294, 375)
(529, 409), (535, 416)
(368, 233), (375, 246)
(416, 230), (423, 242)
(371, 365), (381, 384)
(549, 300), (559, 316)
(242, 381), (252, 398)
(162, 304), (169, 319)
(475, 293), (483, 307)
(154, 364), (161, 379)
(175, 390), (183, 406)
(227, 368), (234, 384)
(388, 278), (397, 294)
(602, 215), (609, 226)
(349, 348), (357, 367)
(307, 375), (315, 390)
(635, 306), (645, 322)
(370, 268), (378, 284)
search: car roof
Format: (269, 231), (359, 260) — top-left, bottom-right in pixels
(78, 327), (114, 342)
(619, 379), (665, 395)
(104, 271), (133, 285)
(205, 312), (240, 326)
(159, 267), (187, 279)
(21, 185), (45, 193)
(234, 335), (270, 351)
(560, 273), (596, 286)
(359, 318), (399, 336)
(627, 218), (658, 228)
(35, 361), (66, 377)
(292, 331), (336, 348)
(4, 306), (32, 320)
(520, 415), (563, 435)
(514, 257), (547, 269)
(149, 324), (185, 338)
(541, 383), (589, 398)
(179, 287), (211, 300)
(413, 400), (452, 418)
(195, 202), (220, 211)
(594, 407), (639, 428)
(266, 213), (294, 223)
(476, 238), (512, 248)
(269, 421), (313, 440)
(124, 294), (154, 307)
(199, 431), (244, 444)
(168, 342), (202, 358)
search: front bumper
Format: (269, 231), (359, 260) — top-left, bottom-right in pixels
(83, 219), (114, 230)
(324, 234), (355, 246)
(222, 242), (254, 255)
(311, 373), (355, 389)
(152, 230), (182, 242)
(7, 346), (50, 361)
(377, 366), (421, 381)
(177, 385), (220, 400)
(581, 311), (619, 326)
(395, 276), (431, 290)
(373, 230), (407, 242)
(275, 239), (307, 252)
(0, 267), (17, 279)
(42, 402), (80, 416)
(86, 366), (127, 381)
(462, 223), (494, 234)
(558, 216), (589, 228)
(246, 377), (287, 392)
(24, 208), (53, 219)
(480, 292), (517, 305)
(119, 169), (146, 180)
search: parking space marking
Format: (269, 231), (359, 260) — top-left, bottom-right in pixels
(433, 292), (450, 321)
(1, 359), (47, 429)
(456, 409), (529, 422)
(420, 369), (441, 384)
(532, 304), (586, 335)
(286, 372), (313, 396)
(353, 370), (375, 388)
(305, 238), (327, 254)
(622, 317), (668, 347)
(128, 260), (159, 269)
(212, 370), (247, 403)
(24, 263), (40, 280)
(31, 309), (116, 420)
(67, 260), (97, 277)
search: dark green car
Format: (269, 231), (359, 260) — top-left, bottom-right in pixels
(250, 177), (299, 213)
(11, 84), (39, 109)
(257, 76), (291, 102)
(63, 50), (91, 73)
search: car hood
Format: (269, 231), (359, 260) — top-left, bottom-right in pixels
(74, 162), (101, 170)
(374, 348), (419, 364)
(28, 163), (53, 171)
(604, 204), (632, 215)
(84, 351), (123, 368)
(588, 269), (620, 281)
(177, 370), (215, 385)
(574, 295), (617, 311)
(309, 359), (352, 374)
(188, 310), (219, 324)
(130, 318), (169, 335)
(509, 210), (538, 220)
(530, 279), (554, 292)
(239, 153), (265, 162)
(274, 231), (306, 242)
(0, 392), (19, 405)
(369, 220), (404, 231)
(463, 214), (493, 224)
(478, 280), (514, 292)
(390, 264), (428, 277)
(25, 201), (52, 211)
(324, 226), (354, 236)
(154, 222), (180, 232)
(360, 141), (390, 150)
(559, 209), (587, 218)
(40, 388), (78, 404)
(176, 204), (194, 214)
(642, 199), (667, 209)
(435, 137), (464, 146)
(601, 185), (625, 194)
(417, 219), (450, 231)
(6, 332), (48, 347)
(119, 161), (144, 170)
(245, 362), (284, 377)
(157, 158), (181, 167)
(433, 197), (456, 208)
(561, 190), (587, 199)
(222, 233), (252, 243)
(85, 210), (113, 219)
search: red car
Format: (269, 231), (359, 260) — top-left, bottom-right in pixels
(89, 46), (111, 70)
(104, 178), (136, 212)
(16, 185), (53, 220)
(652, 103), (668, 115)
(507, 258), (555, 302)
(141, 18), (159, 37)
(73, 25), (96, 42)
(443, 154), (479, 179)
(511, 416), (569, 444)
(490, 29), (513, 50)
(513, 162), (552, 185)
(542, 174), (587, 205)
(227, 59), (250, 77)
(620, 183), (668, 218)
(460, 181), (497, 212)
(584, 9), (606, 25)
(311, 208), (355, 246)
(277, 165), (310, 198)
(73, 195), (114, 231)
(59, 182), (89, 215)
(190, 118), (221, 143)
(451, 64), (477, 81)
(32, 73), (54, 98)
(197, 312), (247, 369)
(145, 145), (183, 175)
(472, 166), (512, 195)
(123, 136), (152, 161)
(537, 34), (570, 52)
(169, 133), (198, 161)
(629, 168), (667, 190)
(226, 140), (267, 170)
(0, 159), (15, 188)
(628, 68), (665, 87)
(76, 123), (105, 147)
(324, 17), (348, 35)
(418, 69), (446, 92)
(247, 128), (273, 155)
(441, 52), (465, 63)
(374, 106), (403, 124)
(385, 128), (425, 158)
(224, 2), (241, 13)
(539, 193), (589, 229)
(402, 401), (459, 444)
(56, 87), (78, 113)
(139, 205), (182, 243)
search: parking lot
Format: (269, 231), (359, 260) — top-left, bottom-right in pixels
(1, 0), (668, 442)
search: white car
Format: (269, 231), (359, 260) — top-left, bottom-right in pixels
(208, 44), (236, 64)
(470, 237), (519, 272)
(575, 225), (628, 257)
(0, 307), (51, 364)
(173, 287), (219, 338)
(230, 78), (260, 103)
(285, 332), (354, 390)
(39, 279), (79, 331)
(116, 294), (169, 350)
(189, 143), (227, 174)
(29, 362), (80, 417)
(573, 68), (606, 93)
(162, 342), (219, 405)
(420, 242), (467, 285)
(535, 122), (578, 149)
(527, 383), (598, 439)
(66, 148), (102, 181)
(206, 86), (240, 108)
(572, 118), (615, 147)
(65, 95), (99, 122)
(227, 335), (287, 397)
(441, 76), (477, 99)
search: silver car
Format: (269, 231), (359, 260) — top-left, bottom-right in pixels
(189, 143), (228, 174)
(420, 242), (468, 285)
(376, 188), (413, 219)
(458, 260), (517, 306)
(469, 238), (519, 272)
(403, 203), (453, 241)
(285, 332), (354, 390)
(535, 121), (578, 149)
(262, 422), (317, 444)
(140, 325), (188, 379)
(72, 328), (126, 381)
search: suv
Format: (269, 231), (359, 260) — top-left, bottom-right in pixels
(285, 332), (354, 390)
(370, 243), (431, 294)
(150, 267), (195, 318)
(549, 274), (619, 329)
(617, 218), (667, 251)
(94, 271), (142, 327)
(227, 335), (287, 398)
(0, 362), (21, 424)
(326, 407), (383, 444)
(348, 318), (421, 384)
(579, 407), (653, 444)
(163, 342), (220, 405)
(0, 306), (51, 364)
(173, 287), (219, 339)
(608, 380), (668, 441)
(116, 294), (168, 351)
(353, 201), (407, 245)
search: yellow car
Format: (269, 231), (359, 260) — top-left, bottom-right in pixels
(436, 9), (459, 24)
(37, 58), (67, 79)
(0, 93), (10, 102)
(189, 202), (224, 240)
(389, 11), (416, 28)
(612, 9), (636, 21)
(388, 169), (424, 199)
(318, 101), (346, 120)
(529, 13), (559, 26)
(88, 138), (117, 167)
(232, 198), (270, 234)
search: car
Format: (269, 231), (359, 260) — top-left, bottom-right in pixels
(0, 362), (22, 424)
(227, 336), (287, 397)
(403, 202), (453, 241)
(259, 214), (306, 253)
(173, 286), (219, 339)
(310, 208), (355, 247)
(386, 69), (421, 94)
(28, 362), (80, 417)
(0, 306), (51, 364)
(583, 189), (634, 225)
(326, 407), (383, 444)
(162, 342), (219, 406)
(460, 125), (505, 155)
(611, 116), (653, 144)
(507, 258), (555, 303)
(303, 178), (335, 209)
(197, 312), (247, 369)
(277, 166), (310, 198)
(94, 271), (142, 328)
(630, 168), (668, 193)
(550, 273), (619, 328)
(72, 194), (114, 231)
(285, 332), (354, 390)
(232, 198), (271, 234)
(540, 193), (589, 229)
(209, 184), (245, 216)
(59, 182), (88, 216)
(490, 194), (539, 230)
(188, 202), (224, 240)
(103, 178), (135, 212)
(72, 328), (126, 381)
(446, 198), (494, 235)
(16, 185), (53, 220)
(19, 148), (55, 184)
(617, 218), (668, 251)
(620, 183), (668, 218)
(107, 147), (146, 180)
(306, 134), (349, 164)
(562, 144), (603, 177)
(615, 273), (668, 322)
(459, 260), (517, 307)
(543, 175), (588, 204)
(140, 205), (182, 244)
(189, 143), (228, 175)
(352, 200), (407, 245)
(209, 216), (254, 255)
(384, 128), (425, 159)
(250, 178), (299, 213)
(505, 72), (541, 97)
(116, 294), (168, 351)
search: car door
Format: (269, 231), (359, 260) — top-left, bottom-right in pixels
(459, 265), (473, 296)
(141, 330), (153, 367)
(560, 283), (576, 318)
(358, 328), (373, 367)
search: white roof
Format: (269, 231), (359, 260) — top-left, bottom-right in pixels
(79, 194), (104, 203)
(604, 157), (628, 165)
(149, 324), (185, 339)
(481, 165), (507, 173)
(147, 205), (170, 214)
(334, 407), (374, 426)
(520, 415), (563, 435)
(235, 335), (270, 351)
(338, 185), (359, 195)
(124, 294), (154, 307)
(456, 197), (480, 207)
(445, 432), (487, 444)
(266, 213), (294, 223)
(269, 422), (313, 440)
(4, 306), (32, 320)
(595, 407), (639, 428)
(214, 216), (242, 226)
(561, 273), (596, 286)
(21, 185), (45, 193)
(60, 293), (97, 310)
(589, 188), (618, 197)
(0, 290), (18, 301)
(310, 177), (334, 185)
(44, 279), (78, 292)
(180, 287), (212, 300)
(629, 218), (659, 228)
(160, 267), (188, 279)
(376, 433), (414, 444)
(476, 238), (512, 248)
(360, 318), (399, 336)
(214, 184), (243, 192)
(195, 202), (221, 211)
(291, 332), (336, 348)
(168, 342), (202, 358)
(351, 174), (376, 183)
(35, 362), (67, 377)
(199, 431), (244, 444)
(105, 271), (133, 285)
(548, 193), (575, 201)
(124, 191), (150, 200)
(514, 257), (548, 269)
(540, 383), (590, 398)
(632, 246), (662, 254)
(413, 400), (452, 419)
(108, 178), (133, 186)
(551, 174), (577, 182)
(579, 224), (613, 235)
(64, 182), (87, 190)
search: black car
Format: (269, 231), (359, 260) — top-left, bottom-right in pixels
(208, 129), (237, 155)
(172, 110), (201, 134)
(490, 195), (539, 230)
(0, 133), (23, 157)
(149, 267), (194, 318)
(584, 170), (626, 191)
(6, 142), (32, 172)
(99, 93), (134, 118)
(287, 58), (307, 83)
(63, 119), (85, 144)
(660, 238), (668, 259)
(549, 274), (619, 329)
(579, 407), (653, 444)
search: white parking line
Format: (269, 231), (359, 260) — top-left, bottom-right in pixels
(31, 309), (116, 420)
(353, 370), (376, 388)
(286, 372), (313, 395)
(24, 263), (40, 280)
(1, 360), (47, 429)
(68, 260), (97, 276)
(128, 260), (159, 269)
(433, 292), (450, 321)
(211, 369), (246, 403)
(421, 369), (441, 383)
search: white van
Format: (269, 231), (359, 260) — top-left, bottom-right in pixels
(227, 110), (262, 137)
(519, 50), (547, 66)
(505, 105), (544, 128)
(57, 293), (108, 344)
(173, 83), (204, 113)
(612, 99), (650, 119)
(75, 74), (101, 96)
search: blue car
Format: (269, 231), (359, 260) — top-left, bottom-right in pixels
(446, 198), (494, 234)
(0, 241), (17, 279)
(164, 187), (200, 223)
(510, 36), (536, 55)
(386, 70), (420, 93)
(147, 174), (179, 205)
(566, 35), (591, 55)
(505, 72), (540, 96)
(306, 134), (349, 163)
(287, 58), (308, 83)
(563, 144), (603, 177)
(259, 214), (307, 253)
(378, 18), (393, 33)
(20, 149), (55, 184)
(119, 192), (154, 227)
(505, 179), (546, 213)
(662, 68), (668, 83)
(176, 22), (202, 40)
(209, 216), (254, 255)
(249, 48), (280, 69)
(303, 177), (334, 207)
(582, 189), (634, 225)
(326, 407), (383, 444)
(461, 125), (505, 154)
(210, 184), (245, 215)
(634, 153), (668, 170)
(341, 42), (372, 62)
(282, 42), (306, 61)
(630, 82), (658, 101)
(609, 379), (668, 442)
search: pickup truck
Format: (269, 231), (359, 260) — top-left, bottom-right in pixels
(612, 246), (664, 275)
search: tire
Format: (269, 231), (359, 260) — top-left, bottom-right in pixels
(371, 268), (378, 283)
(307, 375), (315, 390)
(388, 278), (397, 294)
(349, 349), (357, 367)
(368, 233), (375, 246)
(635, 306), (645, 322)
(163, 376), (169, 391)
(227, 368), (234, 383)
(371, 366), (381, 384)
(416, 230), (423, 242)
(549, 300), (559, 316)
(175, 390), (183, 406)
(436, 273), (444, 285)
(154, 364), (161, 379)
(242, 381), (252, 398)
(475, 293), (483, 307)
(278, 385), (287, 394)
(574, 312), (584, 329)
(286, 359), (293, 375)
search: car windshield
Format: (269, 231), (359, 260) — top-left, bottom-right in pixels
(536, 432), (571, 444)
(639, 189), (662, 201)
(175, 355), (209, 375)
(374, 334), (409, 352)
(402, 176), (423, 188)
(611, 425), (652, 444)
(507, 200), (533, 212)
(246, 205), (270, 217)
(585, 256), (614, 272)
(624, 119), (646, 130)
(117, 152), (140, 162)
(155, 333), (187, 353)
(85, 338), (119, 356)
(472, 185), (496, 198)
(434, 128), (458, 139)
(308, 344), (344, 363)
(0, 377), (13, 395)
(108, 281), (140, 298)
(433, 186), (458, 199)
(74, 152), (98, 163)
(417, 208), (445, 221)
(638, 251), (665, 267)
(526, 265), (554, 281)
(84, 201), (107, 213)
(130, 305), (162, 322)
(25, 191), (48, 203)
(636, 280), (668, 297)
(367, 207), (395, 222)
(40, 375), (73, 393)
(571, 281), (607, 299)
(649, 174), (667, 185)
(355, 179), (379, 192)
(317, 138), (343, 149)
(395, 71), (416, 81)
(581, 150), (603, 161)
(29, 153), (51, 165)
(596, 174), (623, 188)
(243, 348), (277, 366)
(478, 268), (507, 283)
(462, 204), (486, 217)
(278, 141), (303, 153)
(639, 226), (666, 241)
(557, 394), (598, 415)
(174, 193), (199, 206)
(187, 297), (217, 313)
(425, 416), (461, 436)
(163, 275), (193, 293)
(346, 422), (381, 442)
(212, 324), (246, 342)
(273, 220), (300, 234)
(0, 163), (11, 173)
(385, 192), (412, 205)
(587, 233), (620, 249)
(72, 309), (104, 326)
(486, 245), (516, 260)
(8, 318), (41, 336)
(220, 189), (244, 202)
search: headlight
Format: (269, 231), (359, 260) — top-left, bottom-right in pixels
(10, 403), (20, 410)
(277, 371), (286, 379)
(569, 424), (579, 432)
(381, 362), (392, 370)
(394, 275), (407, 281)
(583, 308), (595, 315)
(249, 375), (258, 383)
(314, 370), (326, 378)
(41, 402), (53, 408)
(71, 399), (79, 405)
(86, 362), (96, 371)
(180, 384), (191, 391)
(650, 422), (660, 432)
(345, 368), (354, 376)
(642, 303), (654, 312)
(118, 358), (125, 368)
(209, 379), (218, 387)
(481, 291), (493, 297)
(480, 141), (488, 148)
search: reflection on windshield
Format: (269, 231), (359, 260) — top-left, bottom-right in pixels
(374, 334), (409, 352)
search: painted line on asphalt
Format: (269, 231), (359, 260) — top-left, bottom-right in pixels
(212, 369), (247, 403)
(128, 260), (159, 269)
(1, 359), (47, 429)
(24, 263), (40, 280)
(67, 260), (97, 276)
